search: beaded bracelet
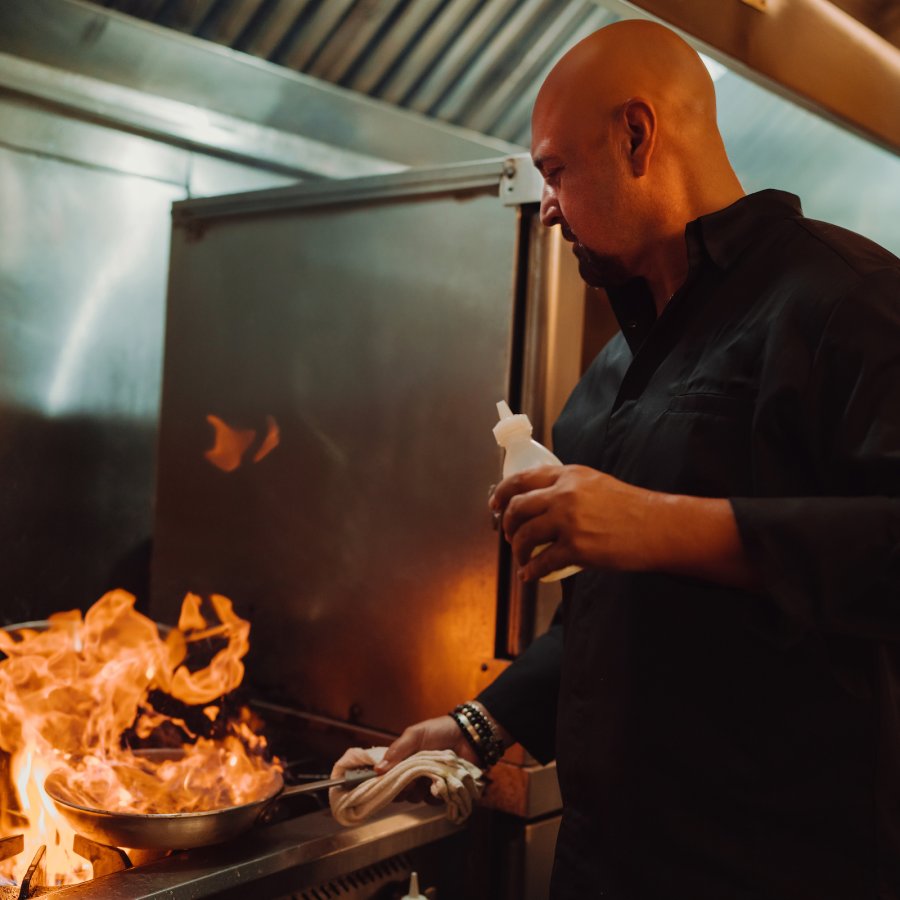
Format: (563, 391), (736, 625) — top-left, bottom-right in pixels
(450, 708), (498, 769)
(449, 702), (504, 768)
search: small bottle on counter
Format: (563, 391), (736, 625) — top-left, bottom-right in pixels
(492, 400), (581, 583)
(402, 872), (424, 899)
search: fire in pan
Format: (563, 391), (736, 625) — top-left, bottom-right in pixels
(44, 749), (376, 850)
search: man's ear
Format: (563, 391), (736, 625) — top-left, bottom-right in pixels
(622, 98), (656, 176)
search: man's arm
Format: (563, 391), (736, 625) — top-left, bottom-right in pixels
(378, 615), (564, 772)
(493, 267), (900, 639)
(491, 467), (758, 589)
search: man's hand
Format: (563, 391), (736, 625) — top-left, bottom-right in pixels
(489, 464), (757, 589)
(490, 464), (656, 580)
(373, 715), (478, 804)
(376, 715), (478, 774)
(375, 704), (513, 801)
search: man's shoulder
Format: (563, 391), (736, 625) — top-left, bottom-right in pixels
(790, 216), (899, 278)
(755, 216), (900, 354)
(755, 214), (899, 326)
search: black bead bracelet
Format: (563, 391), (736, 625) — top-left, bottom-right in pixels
(450, 702), (504, 769)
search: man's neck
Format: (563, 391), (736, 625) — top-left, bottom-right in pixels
(638, 231), (691, 315)
(641, 187), (746, 313)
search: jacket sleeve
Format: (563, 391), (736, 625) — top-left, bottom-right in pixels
(476, 610), (563, 764)
(731, 267), (900, 639)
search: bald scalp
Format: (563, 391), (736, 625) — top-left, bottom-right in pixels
(534, 20), (721, 160)
(530, 19), (744, 302)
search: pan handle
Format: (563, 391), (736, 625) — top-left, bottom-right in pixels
(280, 768), (377, 798)
(257, 768), (378, 825)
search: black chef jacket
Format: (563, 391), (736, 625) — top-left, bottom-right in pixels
(479, 190), (900, 900)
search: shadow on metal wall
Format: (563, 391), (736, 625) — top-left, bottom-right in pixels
(0, 403), (155, 622)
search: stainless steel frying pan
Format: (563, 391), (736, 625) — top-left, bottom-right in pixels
(44, 752), (376, 850)
(4, 621), (376, 850)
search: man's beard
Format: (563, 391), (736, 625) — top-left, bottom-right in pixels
(573, 241), (629, 289)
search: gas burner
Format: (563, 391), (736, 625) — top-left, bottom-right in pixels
(0, 831), (169, 897)
(0, 834), (48, 900)
(71, 836), (168, 879)
(0, 709), (468, 898)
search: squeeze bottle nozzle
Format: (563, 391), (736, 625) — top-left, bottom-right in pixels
(401, 872), (423, 899)
(493, 400), (534, 449)
(492, 401), (581, 583)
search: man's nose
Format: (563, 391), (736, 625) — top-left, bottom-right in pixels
(539, 184), (562, 229)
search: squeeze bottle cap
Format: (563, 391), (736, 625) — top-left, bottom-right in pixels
(493, 400), (532, 447)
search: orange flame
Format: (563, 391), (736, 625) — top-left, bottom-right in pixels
(0, 591), (279, 885)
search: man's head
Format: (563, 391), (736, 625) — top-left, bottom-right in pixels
(531, 19), (742, 289)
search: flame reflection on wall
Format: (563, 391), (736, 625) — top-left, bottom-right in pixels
(204, 414), (280, 472)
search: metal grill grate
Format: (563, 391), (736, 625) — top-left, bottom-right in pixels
(289, 850), (414, 899)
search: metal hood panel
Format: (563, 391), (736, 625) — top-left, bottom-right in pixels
(0, 0), (519, 171)
(608, 0), (900, 155)
(73, 0), (900, 155)
(71, 0), (618, 146)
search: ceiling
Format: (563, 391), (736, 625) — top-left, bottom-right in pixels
(80, 0), (900, 149)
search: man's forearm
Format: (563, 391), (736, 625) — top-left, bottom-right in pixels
(646, 493), (759, 590)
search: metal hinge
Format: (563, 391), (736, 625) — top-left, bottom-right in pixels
(500, 155), (542, 206)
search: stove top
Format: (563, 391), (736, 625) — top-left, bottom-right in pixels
(0, 705), (462, 899)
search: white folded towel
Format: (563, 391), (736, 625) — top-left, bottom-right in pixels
(329, 746), (483, 826)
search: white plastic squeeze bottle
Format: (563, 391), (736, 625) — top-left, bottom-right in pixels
(493, 400), (581, 583)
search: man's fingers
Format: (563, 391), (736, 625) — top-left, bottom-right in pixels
(510, 515), (558, 568)
(502, 489), (553, 542)
(376, 727), (421, 773)
(488, 483), (501, 530)
(490, 466), (561, 512)
(520, 541), (569, 582)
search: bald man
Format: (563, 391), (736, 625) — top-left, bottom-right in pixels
(380, 20), (900, 900)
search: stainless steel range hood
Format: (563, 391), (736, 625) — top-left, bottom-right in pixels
(601, 0), (900, 155)
(17, 0), (893, 252)
(57, 0), (900, 158)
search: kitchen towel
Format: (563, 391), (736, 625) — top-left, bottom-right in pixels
(329, 746), (483, 826)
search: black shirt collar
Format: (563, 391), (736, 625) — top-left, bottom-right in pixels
(698, 189), (803, 270)
(606, 189), (804, 353)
